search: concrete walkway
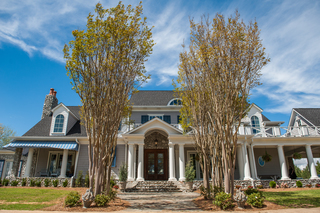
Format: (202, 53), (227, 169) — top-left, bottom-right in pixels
(117, 191), (200, 211)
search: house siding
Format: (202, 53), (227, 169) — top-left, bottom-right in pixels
(76, 145), (89, 176)
(254, 148), (281, 178)
(131, 111), (180, 124)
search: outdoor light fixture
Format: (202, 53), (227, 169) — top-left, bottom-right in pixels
(154, 139), (158, 147)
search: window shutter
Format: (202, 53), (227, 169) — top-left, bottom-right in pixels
(118, 121), (122, 131)
(177, 115), (181, 124)
(141, 115), (149, 124)
(163, 115), (171, 124)
(0, 160), (4, 178)
(111, 146), (117, 167)
(18, 160), (23, 177)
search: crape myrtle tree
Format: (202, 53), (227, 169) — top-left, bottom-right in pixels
(0, 124), (15, 148)
(175, 12), (269, 196)
(63, 2), (154, 196)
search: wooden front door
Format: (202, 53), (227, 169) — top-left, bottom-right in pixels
(144, 149), (168, 180)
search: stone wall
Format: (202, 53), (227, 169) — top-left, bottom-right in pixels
(3, 177), (73, 187)
(0, 153), (27, 178)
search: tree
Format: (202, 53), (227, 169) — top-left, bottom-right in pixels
(176, 12), (269, 196)
(301, 165), (311, 179)
(0, 124), (15, 148)
(63, 2), (154, 196)
(316, 161), (320, 175)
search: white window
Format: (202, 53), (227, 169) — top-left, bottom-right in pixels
(251, 116), (260, 134)
(168, 98), (182, 106)
(54, 114), (64, 132)
(47, 151), (75, 177)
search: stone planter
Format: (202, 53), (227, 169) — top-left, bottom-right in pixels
(119, 181), (126, 191)
(186, 181), (193, 190)
(83, 200), (93, 208)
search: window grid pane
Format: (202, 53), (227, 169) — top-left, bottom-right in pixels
(54, 115), (64, 132)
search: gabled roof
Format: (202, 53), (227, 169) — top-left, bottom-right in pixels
(293, 108), (320, 126)
(23, 106), (86, 137)
(130, 90), (175, 106)
(262, 114), (270, 121)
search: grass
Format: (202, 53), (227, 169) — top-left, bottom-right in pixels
(0, 188), (72, 210)
(264, 189), (320, 208)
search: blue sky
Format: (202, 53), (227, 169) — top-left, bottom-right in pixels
(1, 0), (320, 142)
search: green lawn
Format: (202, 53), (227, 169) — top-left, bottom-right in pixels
(0, 188), (71, 210)
(264, 189), (320, 208)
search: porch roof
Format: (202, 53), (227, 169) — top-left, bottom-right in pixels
(4, 141), (79, 151)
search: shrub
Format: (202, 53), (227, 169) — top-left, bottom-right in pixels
(113, 185), (119, 189)
(247, 192), (264, 208)
(52, 179), (59, 187)
(3, 179), (9, 186)
(29, 179), (36, 187)
(21, 178), (27, 186)
(185, 161), (196, 182)
(95, 194), (110, 207)
(44, 178), (50, 187)
(64, 191), (81, 207)
(296, 180), (302, 188)
(119, 163), (128, 182)
(85, 171), (89, 187)
(244, 187), (261, 196)
(305, 184), (312, 188)
(110, 176), (116, 188)
(199, 185), (214, 199)
(235, 185), (241, 189)
(213, 192), (234, 210)
(75, 171), (83, 187)
(35, 180), (41, 187)
(63, 179), (68, 187)
(108, 187), (117, 200)
(213, 186), (224, 195)
(280, 182), (288, 188)
(10, 180), (19, 186)
(257, 185), (263, 189)
(269, 181), (276, 188)
(315, 183), (320, 188)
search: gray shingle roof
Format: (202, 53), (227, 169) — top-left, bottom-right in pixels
(262, 114), (270, 121)
(294, 108), (320, 126)
(130, 90), (176, 106)
(23, 106), (87, 137)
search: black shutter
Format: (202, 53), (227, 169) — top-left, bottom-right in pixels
(177, 115), (181, 124)
(164, 115), (171, 124)
(141, 115), (149, 124)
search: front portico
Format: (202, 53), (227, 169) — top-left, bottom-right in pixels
(123, 118), (193, 182)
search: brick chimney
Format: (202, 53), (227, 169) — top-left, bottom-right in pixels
(42, 88), (58, 119)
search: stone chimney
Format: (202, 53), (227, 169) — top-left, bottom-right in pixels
(41, 88), (58, 119)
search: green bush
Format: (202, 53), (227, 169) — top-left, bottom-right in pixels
(0, 178), (2, 185)
(10, 180), (19, 186)
(75, 171), (83, 187)
(64, 191), (81, 207)
(247, 192), (264, 208)
(21, 178), (27, 186)
(119, 163), (128, 182)
(257, 185), (263, 189)
(213, 186), (224, 195)
(244, 186), (262, 196)
(108, 187), (117, 200)
(296, 180), (303, 188)
(110, 176), (116, 188)
(185, 160), (196, 182)
(44, 178), (50, 187)
(3, 179), (9, 186)
(95, 194), (110, 207)
(85, 171), (89, 187)
(29, 179), (36, 187)
(269, 181), (276, 188)
(213, 192), (234, 210)
(35, 180), (41, 187)
(63, 179), (68, 187)
(52, 179), (59, 187)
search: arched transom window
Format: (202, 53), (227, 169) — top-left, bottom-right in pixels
(54, 114), (64, 132)
(168, 98), (182, 106)
(251, 116), (260, 134)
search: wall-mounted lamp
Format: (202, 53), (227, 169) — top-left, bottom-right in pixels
(154, 139), (158, 147)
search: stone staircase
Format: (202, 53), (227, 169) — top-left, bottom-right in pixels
(125, 181), (182, 192)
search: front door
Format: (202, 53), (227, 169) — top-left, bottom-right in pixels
(144, 149), (168, 180)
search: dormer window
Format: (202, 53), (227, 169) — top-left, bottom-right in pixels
(251, 116), (260, 134)
(54, 114), (64, 132)
(168, 98), (182, 106)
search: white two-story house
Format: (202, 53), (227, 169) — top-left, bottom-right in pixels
(3, 89), (320, 184)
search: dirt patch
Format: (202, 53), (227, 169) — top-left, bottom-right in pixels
(193, 196), (285, 211)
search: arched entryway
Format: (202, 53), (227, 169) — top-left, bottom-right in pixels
(144, 130), (169, 180)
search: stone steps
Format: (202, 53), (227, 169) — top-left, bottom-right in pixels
(125, 181), (182, 192)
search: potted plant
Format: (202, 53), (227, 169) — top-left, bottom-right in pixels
(118, 163), (127, 191)
(292, 152), (302, 159)
(262, 151), (272, 162)
(185, 161), (195, 190)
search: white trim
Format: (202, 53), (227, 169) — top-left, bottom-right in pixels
(167, 98), (182, 106)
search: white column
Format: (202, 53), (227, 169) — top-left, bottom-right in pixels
(133, 145), (137, 180)
(249, 144), (258, 179)
(168, 142), (177, 181)
(179, 144), (186, 181)
(237, 145), (244, 180)
(59, 149), (68, 178)
(137, 144), (144, 181)
(127, 144), (134, 181)
(277, 145), (290, 180)
(24, 148), (34, 177)
(305, 145), (319, 179)
(242, 142), (252, 180)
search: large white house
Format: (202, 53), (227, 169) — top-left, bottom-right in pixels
(2, 89), (320, 185)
